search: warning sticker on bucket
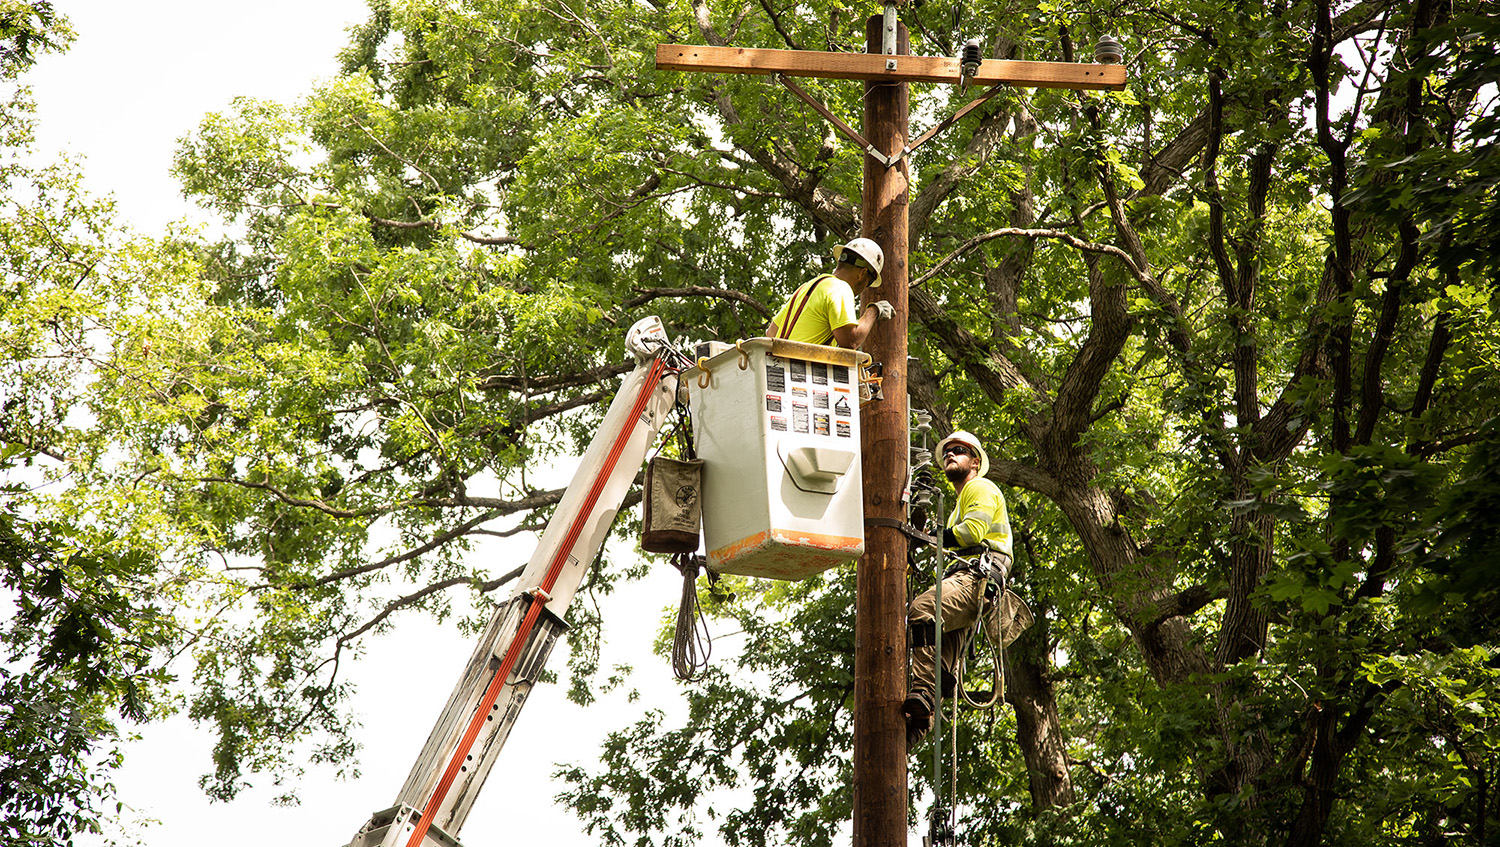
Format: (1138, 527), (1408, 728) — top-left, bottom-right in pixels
(758, 353), (857, 442)
(766, 358), (786, 392)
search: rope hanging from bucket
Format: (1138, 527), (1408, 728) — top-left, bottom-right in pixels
(670, 552), (712, 681)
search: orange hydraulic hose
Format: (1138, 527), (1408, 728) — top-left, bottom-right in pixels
(405, 357), (667, 847)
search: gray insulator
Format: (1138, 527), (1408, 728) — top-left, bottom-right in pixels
(1094, 35), (1123, 64)
(960, 38), (982, 77)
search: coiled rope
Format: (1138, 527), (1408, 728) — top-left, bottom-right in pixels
(670, 552), (713, 681)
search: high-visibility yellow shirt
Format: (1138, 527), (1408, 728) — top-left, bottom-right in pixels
(771, 274), (858, 347)
(946, 477), (1012, 556)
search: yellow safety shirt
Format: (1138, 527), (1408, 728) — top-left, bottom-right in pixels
(946, 477), (1012, 557)
(770, 274), (859, 347)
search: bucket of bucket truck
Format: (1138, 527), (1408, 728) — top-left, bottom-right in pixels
(684, 337), (870, 581)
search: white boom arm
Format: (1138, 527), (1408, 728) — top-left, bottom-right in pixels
(346, 318), (681, 847)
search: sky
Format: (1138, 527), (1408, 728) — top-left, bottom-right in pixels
(22, 4), (693, 846)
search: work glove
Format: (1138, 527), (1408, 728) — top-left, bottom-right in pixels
(871, 300), (895, 321)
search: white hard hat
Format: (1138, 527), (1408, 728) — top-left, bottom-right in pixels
(837, 237), (884, 287)
(936, 430), (989, 477)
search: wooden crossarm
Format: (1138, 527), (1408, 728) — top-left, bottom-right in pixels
(656, 43), (1126, 91)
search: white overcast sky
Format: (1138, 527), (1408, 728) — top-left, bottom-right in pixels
(23, 4), (690, 846)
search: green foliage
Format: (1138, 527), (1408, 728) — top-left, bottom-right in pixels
(559, 569), (857, 847)
(0, 498), (172, 844)
(0, 1), (68, 78)
(4, 0), (1497, 842)
(1, 7), (181, 841)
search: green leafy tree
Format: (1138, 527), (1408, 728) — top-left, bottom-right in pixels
(1, 5), (180, 843)
(0, 509), (172, 845)
(9, 0), (1496, 844)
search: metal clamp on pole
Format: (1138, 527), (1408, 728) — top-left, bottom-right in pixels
(882, 3), (898, 62)
(864, 516), (939, 546)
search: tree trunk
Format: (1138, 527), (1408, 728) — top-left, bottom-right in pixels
(1006, 617), (1076, 809)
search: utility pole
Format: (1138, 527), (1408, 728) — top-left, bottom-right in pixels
(853, 14), (910, 847)
(658, 21), (1123, 847)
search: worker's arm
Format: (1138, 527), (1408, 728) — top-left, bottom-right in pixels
(830, 301), (889, 349)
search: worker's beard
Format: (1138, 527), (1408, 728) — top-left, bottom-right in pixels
(944, 465), (972, 486)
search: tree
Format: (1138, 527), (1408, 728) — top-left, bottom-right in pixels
(0, 508), (173, 845)
(9, 0), (1497, 843)
(0, 5), (181, 844)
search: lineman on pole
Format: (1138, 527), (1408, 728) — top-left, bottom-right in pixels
(903, 430), (1028, 748)
(767, 238), (894, 349)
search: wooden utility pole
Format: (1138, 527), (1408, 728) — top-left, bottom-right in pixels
(852, 14), (910, 847)
(658, 20), (1123, 847)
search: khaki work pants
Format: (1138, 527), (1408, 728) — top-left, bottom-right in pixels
(907, 562), (1032, 701)
(907, 570), (986, 699)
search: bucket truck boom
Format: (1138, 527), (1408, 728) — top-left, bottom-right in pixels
(344, 317), (682, 847)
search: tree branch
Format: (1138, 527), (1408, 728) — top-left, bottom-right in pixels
(620, 286), (774, 317)
(363, 213), (525, 248)
(908, 285), (1047, 408)
(912, 227), (1149, 289)
(480, 360), (633, 393)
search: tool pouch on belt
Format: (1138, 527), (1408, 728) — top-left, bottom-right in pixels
(988, 588), (1033, 648)
(642, 456), (704, 554)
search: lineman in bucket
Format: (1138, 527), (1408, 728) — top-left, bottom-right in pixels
(903, 430), (1031, 748)
(767, 238), (894, 349)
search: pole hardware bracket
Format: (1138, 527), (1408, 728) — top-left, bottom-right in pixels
(775, 71), (1010, 170)
(775, 73), (901, 168)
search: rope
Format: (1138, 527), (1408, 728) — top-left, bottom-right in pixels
(956, 574), (1006, 709)
(949, 692), (958, 830)
(670, 553), (713, 681)
(664, 341), (707, 681)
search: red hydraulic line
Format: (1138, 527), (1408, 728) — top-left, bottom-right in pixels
(405, 358), (667, 847)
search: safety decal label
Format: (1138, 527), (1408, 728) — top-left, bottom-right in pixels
(759, 356), (855, 441)
(792, 404), (810, 433)
(765, 357), (786, 392)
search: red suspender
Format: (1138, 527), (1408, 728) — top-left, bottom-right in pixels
(778, 275), (832, 344)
